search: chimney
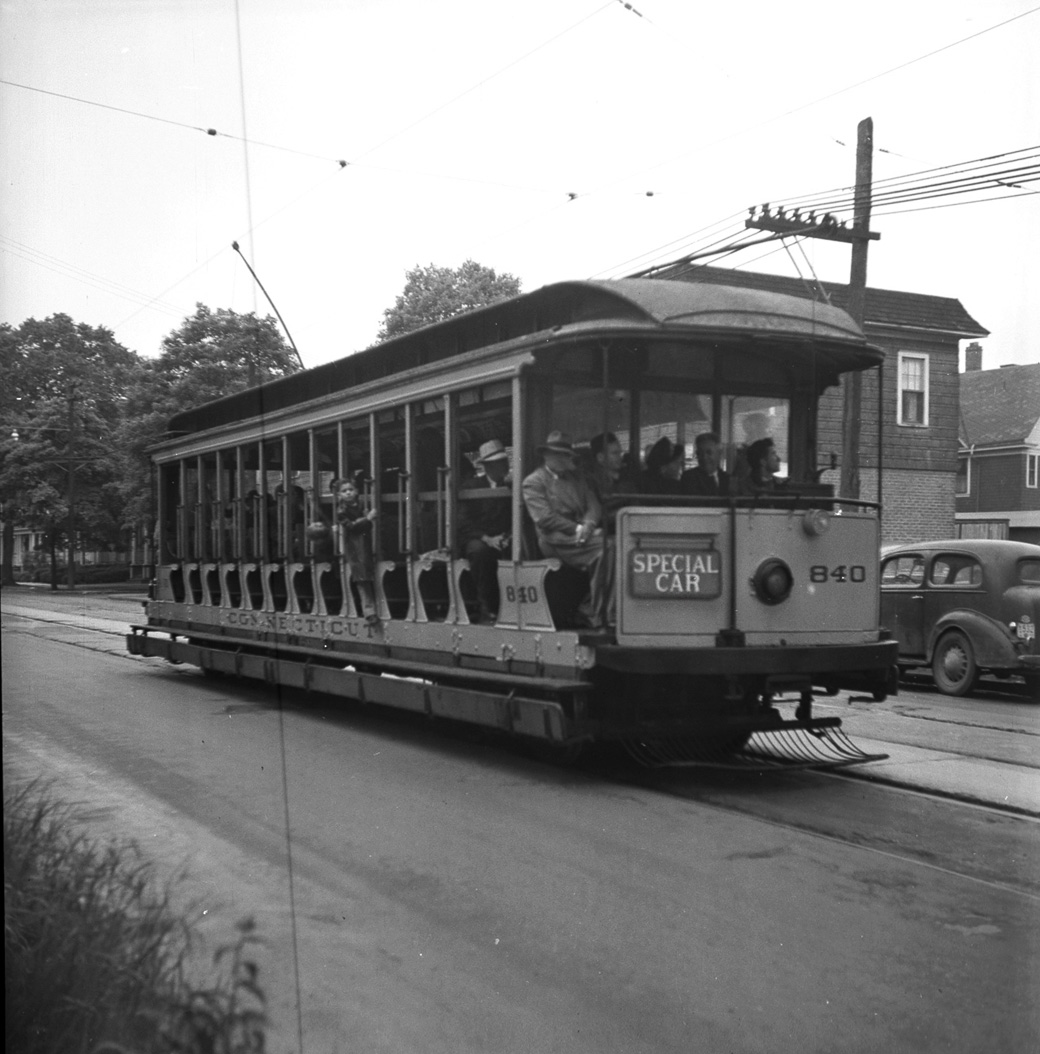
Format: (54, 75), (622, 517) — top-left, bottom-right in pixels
(964, 342), (983, 372)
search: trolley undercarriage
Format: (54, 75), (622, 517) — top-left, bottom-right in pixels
(127, 620), (896, 768)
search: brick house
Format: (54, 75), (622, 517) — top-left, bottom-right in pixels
(652, 264), (989, 545)
(956, 354), (1040, 544)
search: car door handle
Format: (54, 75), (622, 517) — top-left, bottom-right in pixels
(911, 594), (924, 601)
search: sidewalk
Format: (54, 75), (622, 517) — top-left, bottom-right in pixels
(841, 736), (1040, 817)
(6, 581), (149, 596)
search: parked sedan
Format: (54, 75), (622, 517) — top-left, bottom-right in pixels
(880, 539), (1040, 698)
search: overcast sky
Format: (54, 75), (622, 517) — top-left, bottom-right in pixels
(2, 0), (1037, 373)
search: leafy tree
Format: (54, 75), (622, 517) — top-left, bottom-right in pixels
(377, 260), (522, 342)
(113, 304), (301, 536)
(1, 306), (300, 585)
(151, 303), (300, 410)
(0, 315), (141, 586)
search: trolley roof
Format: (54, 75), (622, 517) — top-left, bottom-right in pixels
(166, 278), (882, 436)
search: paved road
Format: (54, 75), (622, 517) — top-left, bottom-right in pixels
(4, 587), (1039, 1053)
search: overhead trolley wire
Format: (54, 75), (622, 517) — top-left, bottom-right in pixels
(0, 2), (616, 179)
(605, 143), (1040, 281)
(578, 6), (1040, 207)
(0, 78), (349, 166)
(767, 149), (1040, 217)
(348, 1), (616, 164)
(1, 236), (187, 318)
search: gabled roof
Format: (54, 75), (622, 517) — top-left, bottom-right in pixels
(652, 263), (989, 339)
(959, 363), (1040, 447)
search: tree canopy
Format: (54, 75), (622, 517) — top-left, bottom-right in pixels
(115, 304), (301, 533)
(377, 260), (522, 342)
(153, 303), (300, 409)
(0, 316), (141, 578)
(1, 305), (301, 582)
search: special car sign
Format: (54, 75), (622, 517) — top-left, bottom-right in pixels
(629, 546), (722, 599)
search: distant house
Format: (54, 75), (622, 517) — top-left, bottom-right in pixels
(654, 264), (989, 545)
(956, 353), (1040, 544)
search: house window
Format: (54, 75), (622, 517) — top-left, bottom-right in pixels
(955, 456), (970, 496)
(897, 352), (929, 426)
(1028, 453), (1039, 489)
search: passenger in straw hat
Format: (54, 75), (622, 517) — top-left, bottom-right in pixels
(522, 430), (615, 630)
(458, 439), (512, 623)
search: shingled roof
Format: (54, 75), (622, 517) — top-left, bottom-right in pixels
(959, 363), (1040, 447)
(653, 263), (989, 339)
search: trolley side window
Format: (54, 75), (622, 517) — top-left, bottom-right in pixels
(529, 340), (805, 482)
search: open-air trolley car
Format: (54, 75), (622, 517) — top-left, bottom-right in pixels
(127, 279), (898, 766)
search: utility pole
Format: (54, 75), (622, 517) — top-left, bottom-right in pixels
(66, 387), (77, 592)
(840, 117), (874, 499)
(744, 117), (878, 498)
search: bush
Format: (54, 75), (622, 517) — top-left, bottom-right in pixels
(4, 779), (268, 1054)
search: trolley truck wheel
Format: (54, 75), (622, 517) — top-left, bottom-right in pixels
(932, 630), (978, 697)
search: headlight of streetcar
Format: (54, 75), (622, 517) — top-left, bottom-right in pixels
(802, 508), (831, 536)
(751, 558), (794, 605)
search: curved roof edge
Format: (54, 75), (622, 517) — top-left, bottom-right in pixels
(166, 278), (873, 435)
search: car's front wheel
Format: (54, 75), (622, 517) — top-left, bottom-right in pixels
(932, 630), (978, 696)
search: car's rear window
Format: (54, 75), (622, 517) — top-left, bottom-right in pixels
(881, 554), (924, 585)
(930, 556), (982, 587)
(1019, 559), (1040, 585)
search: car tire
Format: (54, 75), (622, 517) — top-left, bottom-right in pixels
(932, 630), (978, 697)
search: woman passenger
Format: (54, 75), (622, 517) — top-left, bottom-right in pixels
(640, 437), (685, 495)
(740, 437), (782, 493)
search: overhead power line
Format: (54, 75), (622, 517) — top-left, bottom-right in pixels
(0, 236), (187, 318)
(579, 5), (1040, 202)
(604, 145), (1040, 281)
(763, 147), (1040, 216)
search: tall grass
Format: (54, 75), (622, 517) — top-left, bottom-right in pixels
(4, 778), (269, 1054)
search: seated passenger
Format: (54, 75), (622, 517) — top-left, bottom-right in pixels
(588, 432), (638, 502)
(682, 431), (731, 496)
(737, 437), (783, 494)
(640, 437), (685, 495)
(522, 431), (615, 630)
(587, 432), (637, 534)
(458, 439), (512, 623)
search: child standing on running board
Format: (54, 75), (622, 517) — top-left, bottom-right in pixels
(331, 476), (379, 624)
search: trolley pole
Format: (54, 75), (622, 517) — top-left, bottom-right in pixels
(840, 117), (874, 500)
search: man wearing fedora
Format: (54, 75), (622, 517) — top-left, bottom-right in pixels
(458, 439), (512, 623)
(522, 430), (615, 630)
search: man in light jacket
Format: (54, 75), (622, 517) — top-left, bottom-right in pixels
(522, 431), (615, 630)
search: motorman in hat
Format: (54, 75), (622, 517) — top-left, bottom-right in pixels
(522, 430), (615, 629)
(457, 439), (512, 623)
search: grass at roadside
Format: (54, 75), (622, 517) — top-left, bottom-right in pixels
(5, 777), (269, 1054)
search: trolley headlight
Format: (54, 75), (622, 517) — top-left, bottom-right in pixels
(802, 508), (831, 536)
(752, 558), (793, 605)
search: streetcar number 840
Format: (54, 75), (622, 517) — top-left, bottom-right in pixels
(810, 564), (867, 583)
